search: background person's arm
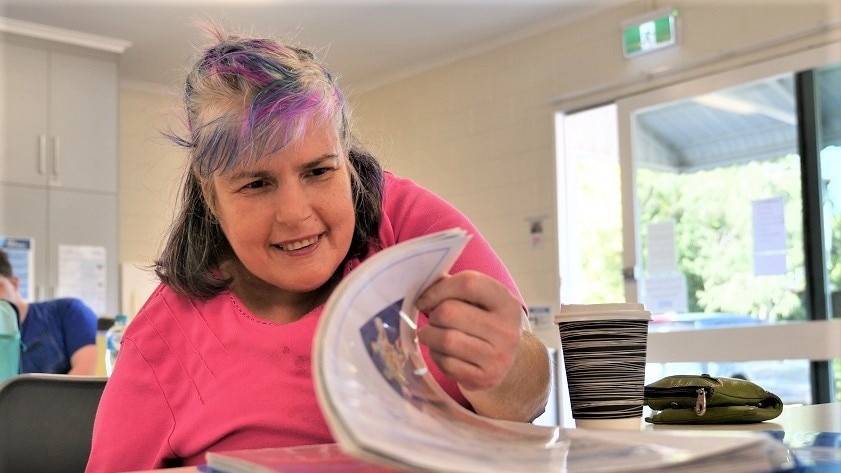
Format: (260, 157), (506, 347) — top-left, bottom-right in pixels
(59, 298), (99, 375)
(68, 344), (98, 375)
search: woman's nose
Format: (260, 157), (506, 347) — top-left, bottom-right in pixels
(274, 182), (313, 224)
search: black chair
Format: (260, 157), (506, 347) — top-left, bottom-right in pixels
(0, 374), (107, 473)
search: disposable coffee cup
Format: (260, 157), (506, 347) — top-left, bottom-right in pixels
(555, 303), (651, 430)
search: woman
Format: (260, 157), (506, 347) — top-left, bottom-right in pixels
(86, 24), (549, 472)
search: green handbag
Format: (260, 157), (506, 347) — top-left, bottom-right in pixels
(643, 374), (784, 424)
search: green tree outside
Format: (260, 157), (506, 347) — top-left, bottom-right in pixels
(636, 154), (806, 322)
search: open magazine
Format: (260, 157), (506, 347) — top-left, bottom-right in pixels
(208, 228), (792, 473)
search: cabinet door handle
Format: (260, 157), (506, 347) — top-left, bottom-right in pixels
(38, 135), (47, 175)
(52, 136), (61, 178)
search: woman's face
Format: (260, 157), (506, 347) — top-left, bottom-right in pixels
(211, 122), (355, 294)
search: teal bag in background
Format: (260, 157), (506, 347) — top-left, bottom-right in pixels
(644, 374), (783, 424)
(0, 300), (21, 382)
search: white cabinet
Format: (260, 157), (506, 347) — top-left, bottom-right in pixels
(1, 39), (118, 192)
(0, 41), (49, 187)
(50, 51), (119, 192)
(0, 34), (120, 316)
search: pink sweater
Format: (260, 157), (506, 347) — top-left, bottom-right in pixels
(86, 173), (522, 472)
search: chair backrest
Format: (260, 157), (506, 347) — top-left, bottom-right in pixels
(0, 300), (21, 383)
(0, 374), (107, 473)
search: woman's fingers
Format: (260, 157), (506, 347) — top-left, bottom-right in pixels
(416, 271), (522, 391)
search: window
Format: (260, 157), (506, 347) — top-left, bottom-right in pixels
(557, 51), (841, 405)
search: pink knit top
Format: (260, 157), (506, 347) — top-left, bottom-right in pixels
(86, 172), (522, 472)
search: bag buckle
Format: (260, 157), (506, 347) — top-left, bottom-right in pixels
(695, 388), (707, 416)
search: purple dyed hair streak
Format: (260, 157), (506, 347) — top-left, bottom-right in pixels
(171, 27), (348, 178)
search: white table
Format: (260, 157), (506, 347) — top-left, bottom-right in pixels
(125, 404), (841, 472)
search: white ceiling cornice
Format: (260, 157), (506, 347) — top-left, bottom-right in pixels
(0, 16), (132, 53)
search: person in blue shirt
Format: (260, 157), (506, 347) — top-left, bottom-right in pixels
(0, 249), (98, 374)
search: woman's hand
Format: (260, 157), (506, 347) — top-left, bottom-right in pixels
(415, 270), (522, 391)
(416, 270), (549, 421)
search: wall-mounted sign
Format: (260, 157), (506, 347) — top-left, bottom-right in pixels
(752, 196), (787, 277)
(622, 9), (679, 58)
(525, 214), (549, 250)
(57, 244), (107, 315)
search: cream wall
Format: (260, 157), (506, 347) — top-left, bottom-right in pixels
(117, 0), (841, 318)
(119, 87), (184, 263)
(118, 86), (185, 314)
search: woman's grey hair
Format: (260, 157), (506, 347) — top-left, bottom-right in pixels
(155, 23), (383, 299)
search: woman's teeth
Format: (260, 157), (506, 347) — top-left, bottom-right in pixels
(281, 236), (318, 251)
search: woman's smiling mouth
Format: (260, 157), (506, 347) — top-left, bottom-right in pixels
(277, 235), (320, 251)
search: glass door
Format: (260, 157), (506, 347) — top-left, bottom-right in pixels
(817, 62), (841, 316)
(815, 63), (841, 397)
(555, 105), (623, 305)
(616, 48), (841, 405)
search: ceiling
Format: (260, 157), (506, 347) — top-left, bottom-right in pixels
(636, 75), (799, 173)
(7, 1), (836, 175)
(0, 0), (633, 94)
(635, 65), (841, 173)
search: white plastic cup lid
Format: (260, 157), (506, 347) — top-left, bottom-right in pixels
(555, 303), (651, 323)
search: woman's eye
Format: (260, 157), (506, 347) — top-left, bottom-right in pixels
(242, 179), (267, 190)
(309, 167), (331, 177)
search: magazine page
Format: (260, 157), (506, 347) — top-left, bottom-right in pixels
(206, 437), (787, 473)
(206, 443), (412, 473)
(312, 228), (789, 473)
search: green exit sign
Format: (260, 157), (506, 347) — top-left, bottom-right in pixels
(622, 9), (679, 58)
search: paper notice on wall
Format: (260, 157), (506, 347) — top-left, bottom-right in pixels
(646, 220), (677, 274)
(57, 244), (106, 315)
(643, 273), (688, 314)
(527, 215), (548, 250)
(752, 197), (787, 276)
(0, 237), (34, 300)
